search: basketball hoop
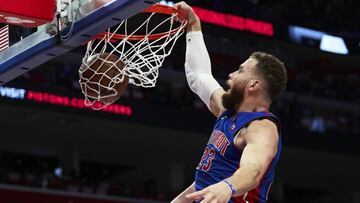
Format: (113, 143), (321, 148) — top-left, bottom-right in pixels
(79, 4), (187, 109)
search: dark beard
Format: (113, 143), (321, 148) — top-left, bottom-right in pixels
(222, 85), (245, 110)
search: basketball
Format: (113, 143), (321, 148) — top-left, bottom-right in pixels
(79, 52), (129, 104)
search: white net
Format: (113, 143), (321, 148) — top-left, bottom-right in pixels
(79, 5), (187, 109)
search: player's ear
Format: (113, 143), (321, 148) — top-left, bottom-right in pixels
(248, 79), (261, 92)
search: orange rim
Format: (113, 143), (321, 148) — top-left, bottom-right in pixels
(94, 4), (186, 41)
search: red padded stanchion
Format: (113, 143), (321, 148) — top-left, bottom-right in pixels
(0, 0), (56, 27)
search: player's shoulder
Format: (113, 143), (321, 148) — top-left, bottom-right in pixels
(244, 118), (279, 143)
(248, 118), (278, 132)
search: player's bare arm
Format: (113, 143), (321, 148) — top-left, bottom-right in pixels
(186, 119), (279, 202)
(175, 1), (226, 117)
(229, 119), (279, 196)
(170, 182), (195, 203)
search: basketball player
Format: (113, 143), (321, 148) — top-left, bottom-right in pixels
(171, 2), (287, 203)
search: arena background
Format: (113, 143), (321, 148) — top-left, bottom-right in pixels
(0, 0), (359, 202)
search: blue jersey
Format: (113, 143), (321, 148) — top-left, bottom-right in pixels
(195, 110), (282, 203)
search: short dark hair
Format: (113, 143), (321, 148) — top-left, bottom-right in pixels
(250, 52), (287, 101)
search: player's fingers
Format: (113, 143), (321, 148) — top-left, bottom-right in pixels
(174, 14), (186, 23)
(186, 189), (207, 199)
(199, 194), (214, 203)
(172, 16), (178, 23)
(173, 4), (183, 16)
(174, 2), (190, 13)
(173, 2), (184, 10)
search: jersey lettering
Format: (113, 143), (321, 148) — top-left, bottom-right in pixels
(208, 130), (230, 155)
(197, 146), (215, 171)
